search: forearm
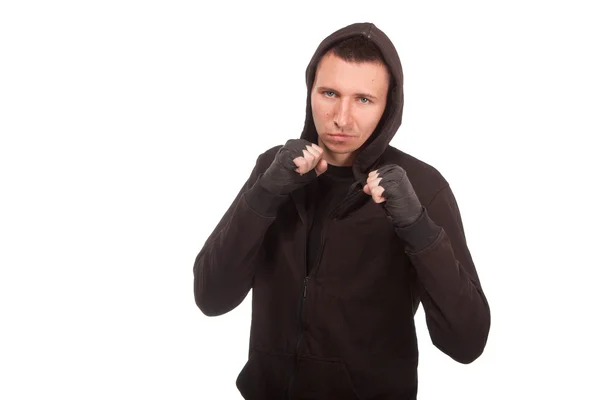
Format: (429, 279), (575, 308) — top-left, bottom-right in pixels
(395, 187), (490, 363)
(194, 170), (288, 316)
(407, 224), (491, 363)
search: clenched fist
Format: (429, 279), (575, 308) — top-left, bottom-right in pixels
(259, 139), (328, 195)
(363, 164), (423, 228)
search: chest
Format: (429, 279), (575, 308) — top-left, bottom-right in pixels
(268, 193), (413, 293)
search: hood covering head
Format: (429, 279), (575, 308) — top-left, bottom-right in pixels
(300, 22), (404, 184)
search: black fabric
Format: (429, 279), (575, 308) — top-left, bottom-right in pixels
(194, 144), (491, 398)
(394, 205), (442, 253)
(306, 165), (355, 274)
(245, 174), (290, 217)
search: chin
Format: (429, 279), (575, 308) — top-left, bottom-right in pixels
(330, 145), (356, 155)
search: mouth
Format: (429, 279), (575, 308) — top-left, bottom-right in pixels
(326, 133), (353, 143)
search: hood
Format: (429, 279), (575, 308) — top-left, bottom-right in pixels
(300, 22), (404, 185)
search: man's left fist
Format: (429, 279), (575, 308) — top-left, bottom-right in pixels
(363, 164), (423, 228)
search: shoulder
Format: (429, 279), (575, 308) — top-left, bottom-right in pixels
(381, 146), (449, 205)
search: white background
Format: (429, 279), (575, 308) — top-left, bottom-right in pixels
(1, 0), (599, 399)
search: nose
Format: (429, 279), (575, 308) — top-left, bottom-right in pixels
(333, 97), (352, 131)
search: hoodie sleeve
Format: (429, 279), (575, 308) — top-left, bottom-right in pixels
(193, 150), (288, 317)
(394, 184), (491, 364)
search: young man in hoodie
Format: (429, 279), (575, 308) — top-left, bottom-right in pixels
(194, 22), (491, 400)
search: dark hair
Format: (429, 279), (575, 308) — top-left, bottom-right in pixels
(329, 36), (384, 63)
(326, 35), (393, 84)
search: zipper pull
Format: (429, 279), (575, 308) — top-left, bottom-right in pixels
(303, 276), (310, 298)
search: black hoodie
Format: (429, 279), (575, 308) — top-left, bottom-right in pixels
(194, 22), (490, 400)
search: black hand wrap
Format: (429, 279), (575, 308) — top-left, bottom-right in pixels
(377, 164), (423, 228)
(259, 139), (318, 195)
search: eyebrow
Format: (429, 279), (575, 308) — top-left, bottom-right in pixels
(316, 86), (379, 101)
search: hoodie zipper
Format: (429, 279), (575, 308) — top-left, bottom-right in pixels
(286, 207), (334, 398)
(285, 184), (362, 398)
(286, 223), (309, 399)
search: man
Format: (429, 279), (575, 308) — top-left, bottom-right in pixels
(194, 22), (490, 400)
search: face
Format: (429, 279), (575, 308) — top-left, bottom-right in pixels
(311, 52), (390, 166)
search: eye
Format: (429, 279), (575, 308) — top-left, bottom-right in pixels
(359, 97), (370, 104)
(324, 90), (335, 97)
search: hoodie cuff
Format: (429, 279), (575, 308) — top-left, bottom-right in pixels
(394, 206), (443, 253)
(243, 176), (289, 218)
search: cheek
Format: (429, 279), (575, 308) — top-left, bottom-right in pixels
(312, 98), (332, 122)
(364, 108), (386, 131)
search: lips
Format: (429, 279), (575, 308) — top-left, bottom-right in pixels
(326, 133), (353, 143)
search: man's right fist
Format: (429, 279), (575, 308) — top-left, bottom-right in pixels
(259, 139), (328, 195)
